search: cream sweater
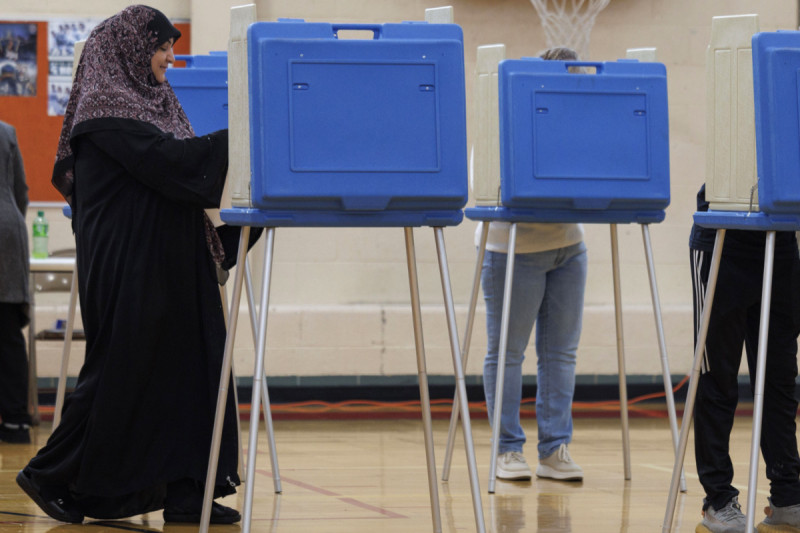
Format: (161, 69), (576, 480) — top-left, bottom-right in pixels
(475, 221), (584, 254)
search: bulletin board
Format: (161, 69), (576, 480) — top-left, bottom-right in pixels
(0, 20), (191, 202)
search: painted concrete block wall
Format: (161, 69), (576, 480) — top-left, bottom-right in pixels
(11, 0), (796, 383)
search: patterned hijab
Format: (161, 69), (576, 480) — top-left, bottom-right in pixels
(52, 5), (189, 201)
(52, 5), (224, 264)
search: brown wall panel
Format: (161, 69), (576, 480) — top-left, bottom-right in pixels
(0, 21), (191, 202)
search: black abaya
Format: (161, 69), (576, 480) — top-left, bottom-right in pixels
(25, 119), (240, 519)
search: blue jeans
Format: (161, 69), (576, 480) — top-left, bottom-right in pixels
(481, 242), (587, 458)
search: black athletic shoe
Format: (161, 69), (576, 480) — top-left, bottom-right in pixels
(16, 470), (84, 524)
(0, 422), (30, 443)
(163, 501), (241, 524)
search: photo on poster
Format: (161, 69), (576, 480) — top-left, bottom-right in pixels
(47, 78), (72, 116)
(47, 18), (99, 115)
(47, 19), (97, 58)
(0, 23), (37, 97)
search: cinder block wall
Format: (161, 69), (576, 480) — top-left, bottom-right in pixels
(13, 0), (796, 386)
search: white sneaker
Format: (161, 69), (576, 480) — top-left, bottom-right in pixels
(496, 451), (533, 481)
(536, 443), (583, 481)
(697, 497), (749, 533)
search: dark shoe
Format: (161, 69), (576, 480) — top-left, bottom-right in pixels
(16, 470), (83, 523)
(164, 501), (241, 524)
(0, 422), (31, 443)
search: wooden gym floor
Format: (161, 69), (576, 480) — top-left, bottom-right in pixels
(0, 409), (776, 532)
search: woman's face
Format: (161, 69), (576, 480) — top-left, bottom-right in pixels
(150, 38), (174, 83)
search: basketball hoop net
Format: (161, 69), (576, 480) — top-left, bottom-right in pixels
(529, 0), (611, 60)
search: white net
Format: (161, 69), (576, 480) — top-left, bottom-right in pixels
(529, 0), (611, 60)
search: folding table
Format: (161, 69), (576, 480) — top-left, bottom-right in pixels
(27, 254), (78, 427)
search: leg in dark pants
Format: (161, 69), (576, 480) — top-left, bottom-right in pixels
(691, 249), (751, 511)
(691, 246), (800, 512)
(744, 258), (800, 508)
(0, 302), (31, 426)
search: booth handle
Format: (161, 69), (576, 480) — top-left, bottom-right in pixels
(331, 23), (383, 40)
(563, 61), (604, 74)
(174, 54), (193, 67)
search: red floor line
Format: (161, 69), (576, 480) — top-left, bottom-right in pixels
(255, 469), (408, 519)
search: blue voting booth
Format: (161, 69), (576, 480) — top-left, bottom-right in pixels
(499, 58), (669, 214)
(197, 13), (485, 533)
(665, 30), (800, 533)
(753, 31), (800, 216)
(695, 30), (800, 230)
(448, 54), (675, 494)
(244, 20), (467, 216)
(166, 52), (228, 136)
(466, 57), (669, 224)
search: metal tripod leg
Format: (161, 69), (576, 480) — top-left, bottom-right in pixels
(433, 226), (486, 533)
(641, 224), (686, 492)
(662, 229), (726, 532)
(610, 223), (631, 480)
(53, 267), (79, 429)
(218, 283), (246, 484)
(241, 227), (277, 533)
(201, 226), (251, 533)
(404, 227), (442, 533)
(744, 230), (775, 533)
(488, 222), (518, 494)
(245, 254), (282, 494)
(442, 221), (489, 481)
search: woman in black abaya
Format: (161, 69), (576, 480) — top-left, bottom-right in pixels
(17, 5), (242, 524)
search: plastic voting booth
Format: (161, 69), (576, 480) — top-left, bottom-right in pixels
(166, 52), (228, 136)
(200, 6), (485, 533)
(704, 15), (760, 212)
(752, 31), (800, 215)
(663, 21), (800, 533)
(498, 57), (669, 217)
(449, 44), (673, 494)
(243, 20), (466, 213)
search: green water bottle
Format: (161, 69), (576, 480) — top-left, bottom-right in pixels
(32, 210), (49, 258)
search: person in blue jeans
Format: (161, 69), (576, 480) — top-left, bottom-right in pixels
(480, 45), (587, 483)
(481, 221), (587, 482)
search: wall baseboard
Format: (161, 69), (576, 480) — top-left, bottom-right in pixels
(36, 374), (778, 406)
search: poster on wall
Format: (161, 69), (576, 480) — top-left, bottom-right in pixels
(47, 18), (99, 115)
(0, 23), (38, 97)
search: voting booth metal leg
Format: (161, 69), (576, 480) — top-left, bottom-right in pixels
(53, 267), (79, 430)
(744, 230), (775, 533)
(610, 224), (632, 480)
(244, 254), (282, 494)
(488, 222), (518, 494)
(201, 226), (251, 533)
(641, 224), (686, 493)
(404, 227), (443, 533)
(218, 284), (247, 484)
(662, 229), (726, 533)
(433, 226), (486, 533)
(442, 222), (489, 482)
(241, 227), (278, 532)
